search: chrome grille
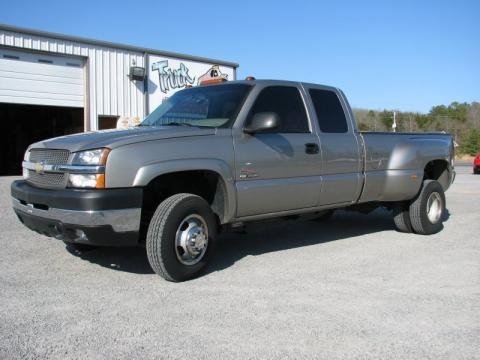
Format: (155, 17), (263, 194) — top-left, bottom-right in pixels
(29, 149), (70, 164)
(26, 149), (70, 189)
(26, 170), (67, 188)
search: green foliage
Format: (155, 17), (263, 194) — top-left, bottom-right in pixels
(430, 102), (468, 122)
(461, 128), (480, 156)
(358, 122), (369, 131)
(415, 114), (433, 130)
(353, 101), (480, 155)
(380, 110), (393, 129)
(395, 112), (410, 132)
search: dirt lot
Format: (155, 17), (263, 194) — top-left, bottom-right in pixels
(1, 166), (479, 359)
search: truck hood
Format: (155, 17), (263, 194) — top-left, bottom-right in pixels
(30, 126), (217, 152)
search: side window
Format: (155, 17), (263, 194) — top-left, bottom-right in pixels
(249, 86), (309, 133)
(309, 89), (348, 133)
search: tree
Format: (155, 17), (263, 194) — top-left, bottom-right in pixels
(461, 129), (480, 156)
(415, 114), (434, 131)
(358, 122), (369, 131)
(353, 101), (480, 154)
(380, 110), (393, 130)
(367, 110), (377, 131)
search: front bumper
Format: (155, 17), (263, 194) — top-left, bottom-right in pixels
(11, 180), (143, 246)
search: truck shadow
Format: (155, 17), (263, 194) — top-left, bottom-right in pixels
(206, 208), (395, 275)
(66, 208), (407, 276)
(66, 244), (154, 274)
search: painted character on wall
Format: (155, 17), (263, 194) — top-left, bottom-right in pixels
(197, 65), (228, 85)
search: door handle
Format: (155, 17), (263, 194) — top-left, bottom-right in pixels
(305, 143), (319, 154)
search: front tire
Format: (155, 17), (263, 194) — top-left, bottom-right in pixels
(409, 180), (446, 235)
(146, 193), (217, 282)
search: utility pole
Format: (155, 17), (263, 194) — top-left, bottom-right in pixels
(392, 111), (397, 132)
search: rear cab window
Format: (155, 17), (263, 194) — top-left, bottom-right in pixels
(309, 89), (348, 133)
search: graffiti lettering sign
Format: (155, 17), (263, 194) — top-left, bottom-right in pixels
(151, 60), (195, 94)
(147, 55), (235, 112)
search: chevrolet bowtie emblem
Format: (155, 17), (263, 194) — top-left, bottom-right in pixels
(34, 162), (45, 174)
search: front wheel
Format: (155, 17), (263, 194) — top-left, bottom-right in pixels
(146, 193), (217, 282)
(409, 180), (446, 235)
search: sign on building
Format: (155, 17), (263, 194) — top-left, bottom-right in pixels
(147, 55), (235, 113)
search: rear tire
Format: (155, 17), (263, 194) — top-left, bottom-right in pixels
(409, 180), (445, 235)
(393, 201), (413, 233)
(146, 193), (217, 282)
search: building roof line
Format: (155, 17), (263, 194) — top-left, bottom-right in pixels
(0, 23), (239, 68)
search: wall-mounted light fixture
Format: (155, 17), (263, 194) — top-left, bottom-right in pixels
(129, 66), (145, 81)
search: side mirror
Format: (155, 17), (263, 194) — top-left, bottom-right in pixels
(244, 112), (281, 134)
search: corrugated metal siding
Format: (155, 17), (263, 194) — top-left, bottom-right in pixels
(0, 29), (145, 130)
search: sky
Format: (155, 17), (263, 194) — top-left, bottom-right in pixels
(0, 0), (478, 113)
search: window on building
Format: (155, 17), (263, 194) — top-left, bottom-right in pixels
(309, 89), (348, 133)
(248, 86), (309, 133)
(98, 115), (119, 130)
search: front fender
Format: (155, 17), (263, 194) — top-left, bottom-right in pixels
(133, 158), (237, 223)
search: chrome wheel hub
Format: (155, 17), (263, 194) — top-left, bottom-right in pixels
(175, 214), (208, 265)
(426, 192), (442, 224)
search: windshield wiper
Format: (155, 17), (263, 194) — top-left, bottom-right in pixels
(163, 122), (195, 127)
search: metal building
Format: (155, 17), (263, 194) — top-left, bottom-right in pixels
(0, 24), (238, 175)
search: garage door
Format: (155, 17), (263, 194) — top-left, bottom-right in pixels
(0, 48), (84, 108)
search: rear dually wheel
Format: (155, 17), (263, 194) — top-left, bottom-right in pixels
(409, 180), (446, 235)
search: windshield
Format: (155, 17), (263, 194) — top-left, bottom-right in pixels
(141, 84), (252, 128)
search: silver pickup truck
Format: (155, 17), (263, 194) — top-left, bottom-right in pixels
(11, 80), (455, 281)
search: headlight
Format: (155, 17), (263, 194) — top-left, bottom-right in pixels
(72, 148), (109, 165)
(68, 148), (110, 189)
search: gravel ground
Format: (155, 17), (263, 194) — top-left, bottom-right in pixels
(1, 166), (479, 359)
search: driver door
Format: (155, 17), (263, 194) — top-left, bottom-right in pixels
(233, 85), (323, 217)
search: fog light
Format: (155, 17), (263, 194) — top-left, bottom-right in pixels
(74, 229), (88, 241)
(68, 174), (97, 188)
